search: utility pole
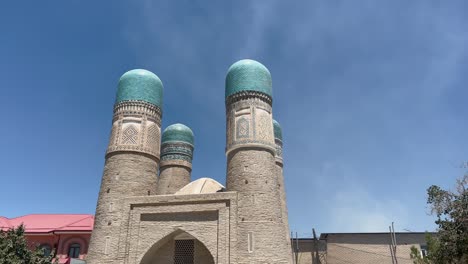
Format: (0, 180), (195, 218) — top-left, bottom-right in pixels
(389, 223), (398, 264)
(295, 232), (299, 264)
(291, 231), (295, 264)
(312, 228), (320, 264)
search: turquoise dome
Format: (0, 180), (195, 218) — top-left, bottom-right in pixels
(162, 124), (194, 146)
(273, 119), (282, 140)
(116, 69), (163, 107)
(225, 59), (272, 98)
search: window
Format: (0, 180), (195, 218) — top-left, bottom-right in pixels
(420, 245), (428, 257)
(39, 244), (52, 257)
(104, 237), (110, 255)
(247, 232), (254, 253)
(174, 240), (194, 264)
(68, 243), (81, 258)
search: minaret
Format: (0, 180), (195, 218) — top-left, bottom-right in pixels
(156, 123), (194, 194)
(273, 119), (292, 253)
(225, 59), (292, 263)
(87, 69), (163, 263)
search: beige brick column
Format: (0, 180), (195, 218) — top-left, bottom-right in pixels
(87, 70), (163, 264)
(273, 119), (293, 260)
(156, 123), (194, 195)
(225, 59), (292, 263)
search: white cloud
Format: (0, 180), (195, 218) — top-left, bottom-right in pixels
(327, 187), (409, 232)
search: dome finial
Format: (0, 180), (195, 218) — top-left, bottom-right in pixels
(116, 69), (163, 107)
(273, 119), (282, 141)
(225, 59), (272, 98)
(162, 123), (194, 146)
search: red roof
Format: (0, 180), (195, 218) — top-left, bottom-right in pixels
(0, 214), (94, 233)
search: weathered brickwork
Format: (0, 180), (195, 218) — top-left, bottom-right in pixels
(226, 92), (292, 263)
(87, 99), (162, 264)
(157, 160), (192, 194)
(118, 193), (237, 264)
(88, 61), (294, 263)
(274, 132), (292, 253)
(323, 233), (427, 264)
(106, 101), (162, 159)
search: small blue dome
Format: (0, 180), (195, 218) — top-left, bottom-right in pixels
(225, 59), (272, 98)
(116, 69), (163, 107)
(162, 123), (194, 146)
(273, 119), (282, 140)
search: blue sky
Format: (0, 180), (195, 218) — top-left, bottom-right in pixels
(1, 1), (467, 237)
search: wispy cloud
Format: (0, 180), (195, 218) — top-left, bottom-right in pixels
(328, 186), (409, 232)
(121, 0), (468, 235)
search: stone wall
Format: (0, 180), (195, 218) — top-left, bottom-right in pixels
(323, 233), (429, 264)
(86, 153), (159, 263)
(225, 91), (292, 263)
(107, 192), (237, 264)
(87, 100), (162, 264)
(157, 160), (191, 194)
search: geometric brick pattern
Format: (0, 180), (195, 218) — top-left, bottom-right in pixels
(121, 125), (138, 145)
(146, 124), (159, 150)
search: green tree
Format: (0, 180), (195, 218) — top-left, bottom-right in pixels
(0, 224), (56, 264)
(411, 174), (468, 264)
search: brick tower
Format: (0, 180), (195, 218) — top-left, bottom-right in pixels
(273, 119), (292, 256)
(87, 69), (163, 263)
(225, 59), (292, 263)
(156, 123), (194, 194)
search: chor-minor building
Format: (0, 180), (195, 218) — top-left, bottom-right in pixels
(86, 59), (293, 264)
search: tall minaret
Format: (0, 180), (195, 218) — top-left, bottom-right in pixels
(225, 59), (292, 263)
(87, 69), (163, 263)
(273, 119), (292, 254)
(156, 123), (194, 194)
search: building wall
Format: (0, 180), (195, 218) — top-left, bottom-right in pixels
(225, 95), (292, 263)
(194, 239), (215, 264)
(323, 233), (429, 264)
(157, 161), (191, 194)
(25, 233), (91, 260)
(87, 153), (159, 263)
(56, 234), (91, 260)
(87, 100), (162, 263)
(105, 192), (237, 264)
(293, 239), (327, 264)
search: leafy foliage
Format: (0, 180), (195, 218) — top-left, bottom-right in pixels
(410, 233), (439, 264)
(411, 174), (468, 264)
(0, 224), (56, 264)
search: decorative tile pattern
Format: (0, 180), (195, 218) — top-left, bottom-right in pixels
(236, 117), (249, 139)
(121, 125), (138, 145)
(161, 142), (194, 162)
(108, 124), (117, 147)
(146, 124), (159, 149)
(257, 115), (270, 140)
(226, 93), (276, 155)
(106, 101), (162, 158)
(161, 154), (192, 162)
(225, 90), (272, 107)
(226, 109), (234, 146)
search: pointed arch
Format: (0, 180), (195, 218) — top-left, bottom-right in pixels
(139, 228), (215, 264)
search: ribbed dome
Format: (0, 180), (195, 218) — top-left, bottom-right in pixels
(162, 123), (194, 146)
(116, 69), (163, 107)
(273, 119), (282, 140)
(225, 59), (272, 98)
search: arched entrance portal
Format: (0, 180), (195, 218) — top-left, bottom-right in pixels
(140, 230), (215, 264)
